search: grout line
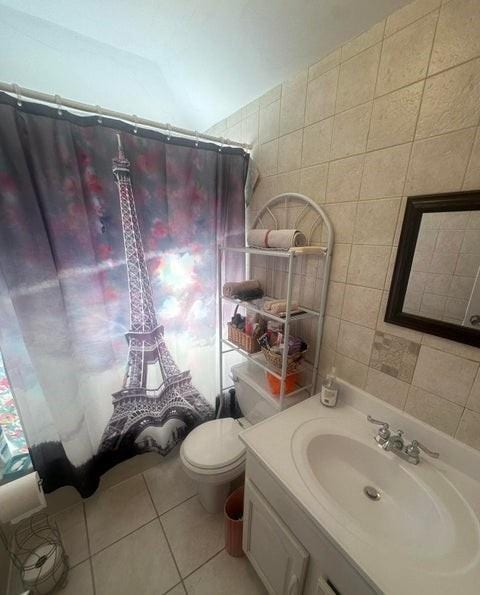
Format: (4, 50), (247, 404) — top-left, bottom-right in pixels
(180, 547), (226, 582)
(143, 474), (187, 592)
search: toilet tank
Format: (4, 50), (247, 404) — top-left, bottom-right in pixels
(231, 361), (278, 425)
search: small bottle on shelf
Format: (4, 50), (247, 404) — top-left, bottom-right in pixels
(320, 367), (339, 407)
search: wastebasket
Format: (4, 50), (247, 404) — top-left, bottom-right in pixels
(224, 485), (244, 557)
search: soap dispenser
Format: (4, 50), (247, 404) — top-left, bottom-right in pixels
(320, 367), (338, 407)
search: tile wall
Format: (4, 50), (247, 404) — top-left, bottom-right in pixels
(207, 0), (480, 450)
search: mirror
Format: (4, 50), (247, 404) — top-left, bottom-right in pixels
(385, 191), (480, 347)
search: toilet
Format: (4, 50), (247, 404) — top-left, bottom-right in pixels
(180, 362), (277, 513)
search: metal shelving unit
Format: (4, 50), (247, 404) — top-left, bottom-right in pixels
(217, 193), (334, 411)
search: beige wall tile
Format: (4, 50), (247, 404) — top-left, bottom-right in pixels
(456, 408), (480, 449)
(300, 163), (328, 203)
(259, 84), (282, 107)
(330, 243), (352, 282)
(326, 281), (345, 317)
(385, 0), (441, 37)
(463, 128), (480, 190)
(361, 144), (410, 199)
(334, 353), (369, 387)
(331, 103), (372, 159)
(336, 45), (381, 113)
(245, 97), (260, 116)
(227, 107), (244, 128)
(274, 170), (301, 195)
(412, 345), (478, 405)
(347, 244), (391, 289)
(405, 386), (463, 435)
(322, 202), (357, 243)
(326, 155), (364, 203)
(342, 284), (382, 328)
(406, 128), (476, 194)
(429, 0), (480, 74)
(305, 67), (338, 125)
(354, 198), (401, 245)
(341, 20), (385, 62)
(280, 71), (307, 135)
(366, 368), (410, 408)
(368, 82), (423, 150)
(243, 111), (259, 145)
(257, 139), (279, 176)
(376, 12), (438, 96)
(277, 129), (303, 173)
(302, 118), (333, 166)
(322, 315), (340, 350)
(259, 100), (280, 144)
(416, 58), (480, 139)
(309, 48), (341, 80)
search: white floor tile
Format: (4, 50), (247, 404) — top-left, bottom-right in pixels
(59, 560), (94, 595)
(85, 474), (156, 554)
(184, 550), (267, 595)
(161, 496), (224, 577)
(53, 503), (89, 567)
(92, 519), (180, 595)
(143, 453), (196, 515)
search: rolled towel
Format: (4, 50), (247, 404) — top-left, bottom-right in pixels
(223, 279), (261, 298)
(235, 287), (264, 301)
(264, 299), (299, 315)
(247, 229), (307, 250)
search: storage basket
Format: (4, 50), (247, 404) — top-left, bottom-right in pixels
(228, 323), (260, 353)
(260, 346), (305, 373)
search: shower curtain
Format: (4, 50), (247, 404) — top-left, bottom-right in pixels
(0, 93), (248, 497)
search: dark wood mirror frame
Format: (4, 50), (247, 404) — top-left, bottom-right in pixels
(385, 190), (480, 348)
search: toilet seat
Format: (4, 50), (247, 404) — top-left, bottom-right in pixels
(182, 418), (246, 472)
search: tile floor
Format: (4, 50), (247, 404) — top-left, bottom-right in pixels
(7, 451), (266, 595)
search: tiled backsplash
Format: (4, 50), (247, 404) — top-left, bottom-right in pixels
(207, 0), (480, 450)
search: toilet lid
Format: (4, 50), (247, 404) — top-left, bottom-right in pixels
(183, 418), (246, 470)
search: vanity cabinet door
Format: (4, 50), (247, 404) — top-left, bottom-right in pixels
(243, 479), (309, 595)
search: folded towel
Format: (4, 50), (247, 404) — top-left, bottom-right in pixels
(223, 279), (261, 298)
(235, 287), (264, 301)
(247, 229), (307, 250)
(264, 299), (299, 315)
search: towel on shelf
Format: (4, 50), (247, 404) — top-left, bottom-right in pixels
(247, 229), (307, 250)
(234, 287), (264, 300)
(223, 279), (262, 298)
(263, 299), (300, 315)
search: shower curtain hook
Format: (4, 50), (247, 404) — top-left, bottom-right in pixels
(194, 130), (199, 147)
(12, 83), (22, 107)
(132, 114), (138, 134)
(96, 105), (103, 124)
(218, 137), (224, 152)
(166, 123), (172, 141)
(55, 94), (63, 116)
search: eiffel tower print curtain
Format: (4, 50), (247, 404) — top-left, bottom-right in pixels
(0, 93), (248, 497)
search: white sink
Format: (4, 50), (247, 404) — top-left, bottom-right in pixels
(291, 418), (480, 573)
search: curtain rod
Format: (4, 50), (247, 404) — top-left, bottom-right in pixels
(0, 82), (252, 151)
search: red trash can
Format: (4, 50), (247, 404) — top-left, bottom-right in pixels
(224, 486), (245, 557)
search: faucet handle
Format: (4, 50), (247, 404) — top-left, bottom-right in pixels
(367, 415), (389, 428)
(406, 440), (439, 459)
(367, 415), (390, 440)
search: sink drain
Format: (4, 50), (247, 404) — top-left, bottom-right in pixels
(363, 486), (381, 501)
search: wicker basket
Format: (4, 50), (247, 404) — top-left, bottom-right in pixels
(260, 346), (305, 373)
(228, 323), (261, 353)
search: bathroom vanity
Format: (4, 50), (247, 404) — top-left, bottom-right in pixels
(239, 381), (480, 595)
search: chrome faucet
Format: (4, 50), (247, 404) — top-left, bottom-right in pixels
(367, 415), (439, 465)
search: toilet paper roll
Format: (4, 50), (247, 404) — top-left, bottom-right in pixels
(0, 472), (46, 524)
